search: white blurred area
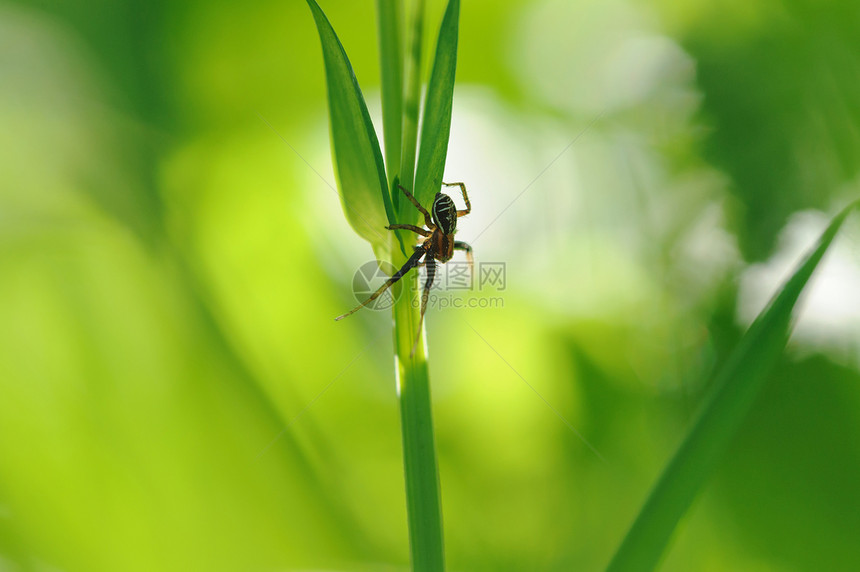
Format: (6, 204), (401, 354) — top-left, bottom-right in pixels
(511, 0), (696, 116)
(442, 88), (740, 320)
(441, 0), (739, 325)
(738, 207), (860, 367)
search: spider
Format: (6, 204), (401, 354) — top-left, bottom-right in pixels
(336, 182), (474, 356)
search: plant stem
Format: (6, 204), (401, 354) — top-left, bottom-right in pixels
(376, 0), (403, 193)
(397, 0), (425, 218)
(387, 2), (445, 568)
(392, 246), (445, 572)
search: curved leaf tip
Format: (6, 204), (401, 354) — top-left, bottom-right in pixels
(305, 0), (399, 259)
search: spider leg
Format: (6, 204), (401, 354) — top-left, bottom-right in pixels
(454, 240), (473, 277)
(335, 248), (425, 321)
(443, 181), (471, 217)
(410, 257), (437, 357)
(386, 224), (431, 237)
(398, 185), (435, 229)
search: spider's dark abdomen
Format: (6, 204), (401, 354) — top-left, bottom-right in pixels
(430, 231), (455, 262)
(432, 192), (457, 235)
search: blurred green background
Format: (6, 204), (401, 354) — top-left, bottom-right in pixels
(2, 0), (860, 570)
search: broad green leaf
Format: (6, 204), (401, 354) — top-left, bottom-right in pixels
(305, 0), (396, 258)
(412, 0), (460, 219)
(606, 201), (860, 572)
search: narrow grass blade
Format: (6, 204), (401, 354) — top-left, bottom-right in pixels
(397, 0), (426, 218)
(393, 269), (445, 572)
(413, 0), (460, 212)
(376, 0), (403, 194)
(305, 0), (397, 257)
(606, 201), (859, 572)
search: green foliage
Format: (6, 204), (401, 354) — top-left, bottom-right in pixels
(394, 294), (445, 572)
(607, 201), (859, 571)
(397, 0), (426, 203)
(682, 3), (860, 260)
(376, 0), (404, 193)
(413, 0), (460, 215)
(3, 1), (860, 571)
(305, 0), (396, 259)
(306, 0), (461, 570)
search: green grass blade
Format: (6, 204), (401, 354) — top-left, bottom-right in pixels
(385, 3), (446, 569)
(397, 0), (426, 219)
(413, 0), (460, 211)
(376, 0), (403, 195)
(606, 201), (860, 572)
(306, 0), (396, 257)
(393, 267), (445, 572)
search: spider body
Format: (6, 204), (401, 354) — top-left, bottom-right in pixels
(336, 182), (474, 356)
(432, 192), (458, 236)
